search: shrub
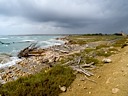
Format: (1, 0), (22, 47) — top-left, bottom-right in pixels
(96, 50), (112, 57)
(113, 38), (128, 47)
(0, 65), (76, 96)
(84, 48), (95, 53)
(85, 56), (99, 64)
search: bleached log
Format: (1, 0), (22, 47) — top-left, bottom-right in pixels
(80, 62), (94, 68)
(70, 66), (94, 76)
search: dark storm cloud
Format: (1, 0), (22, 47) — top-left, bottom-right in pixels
(0, 0), (128, 34)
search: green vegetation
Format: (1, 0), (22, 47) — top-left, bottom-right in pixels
(113, 37), (128, 47)
(96, 50), (112, 57)
(66, 35), (123, 45)
(84, 48), (96, 53)
(96, 44), (109, 49)
(84, 56), (99, 64)
(0, 65), (76, 96)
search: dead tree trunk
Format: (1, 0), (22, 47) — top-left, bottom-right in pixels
(18, 43), (39, 58)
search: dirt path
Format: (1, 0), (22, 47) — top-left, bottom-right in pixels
(60, 46), (128, 96)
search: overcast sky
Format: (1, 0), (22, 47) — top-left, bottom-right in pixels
(0, 0), (128, 35)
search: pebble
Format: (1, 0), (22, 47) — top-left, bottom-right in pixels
(89, 92), (91, 94)
(102, 58), (112, 63)
(59, 85), (67, 92)
(112, 88), (119, 94)
(106, 77), (111, 84)
(97, 75), (101, 78)
(84, 87), (87, 89)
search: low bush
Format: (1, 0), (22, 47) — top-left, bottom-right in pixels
(0, 65), (76, 96)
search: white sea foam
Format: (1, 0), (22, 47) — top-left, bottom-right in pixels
(0, 38), (9, 40)
(0, 57), (21, 68)
(22, 40), (36, 42)
(39, 39), (65, 48)
(0, 35), (64, 68)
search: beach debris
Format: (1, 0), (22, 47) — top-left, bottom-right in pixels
(70, 65), (94, 76)
(18, 43), (40, 58)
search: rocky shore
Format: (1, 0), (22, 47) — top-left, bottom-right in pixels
(0, 43), (86, 84)
(0, 35), (123, 84)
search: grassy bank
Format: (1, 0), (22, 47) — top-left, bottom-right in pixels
(0, 65), (75, 96)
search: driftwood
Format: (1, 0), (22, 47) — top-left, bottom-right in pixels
(18, 43), (39, 58)
(62, 55), (95, 77)
(70, 65), (94, 76)
(80, 62), (94, 68)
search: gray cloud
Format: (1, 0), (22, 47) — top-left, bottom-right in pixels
(0, 0), (128, 35)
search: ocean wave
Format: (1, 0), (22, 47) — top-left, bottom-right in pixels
(0, 57), (21, 68)
(39, 39), (65, 48)
(0, 38), (9, 40)
(22, 40), (37, 42)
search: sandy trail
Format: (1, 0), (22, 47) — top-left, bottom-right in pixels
(60, 46), (128, 96)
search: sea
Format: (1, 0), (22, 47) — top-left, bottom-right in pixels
(0, 35), (64, 68)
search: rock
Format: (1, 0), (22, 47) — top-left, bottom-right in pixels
(102, 58), (112, 63)
(89, 92), (91, 94)
(97, 75), (101, 78)
(78, 84), (80, 86)
(112, 88), (119, 94)
(0, 76), (2, 80)
(59, 85), (67, 92)
(84, 87), (87, 89)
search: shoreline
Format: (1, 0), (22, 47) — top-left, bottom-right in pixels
(0, 34), (128, 96)
(0, 35), (126, 85)
(0, 36), (69, 84)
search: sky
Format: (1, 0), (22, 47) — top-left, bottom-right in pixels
(0, 0), (128, 35)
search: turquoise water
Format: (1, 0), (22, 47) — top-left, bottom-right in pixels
(0, 35), (64, 68)
(0, 35), (64, 56)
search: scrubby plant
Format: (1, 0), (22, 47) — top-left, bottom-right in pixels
(96, 44), (109, 49)
(84, 48), (96, 53)
(0, 65), (76, 96)
(113, 37), (128, 47)
(85, 56), (99, 64)
(96, 50), (112, 57)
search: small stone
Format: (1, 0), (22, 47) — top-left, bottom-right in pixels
(106, 77), (111, 84)
(112, 88), (119, 94)
(0, 76), (2, 80)
(84, 87), (87, 89)
(78, 84), (80, 86)
(59, 85), (67, 92)
(80, 78), (85, 81)
(89, 92), (91, 94)
(102, 58), (112, 63)
(90, 87), (92, 89)
(97, 75), (101, 78)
